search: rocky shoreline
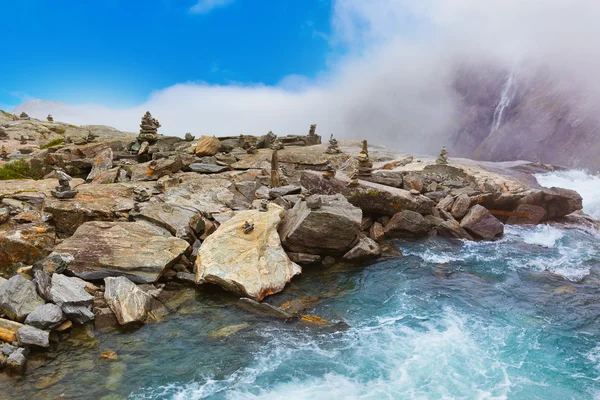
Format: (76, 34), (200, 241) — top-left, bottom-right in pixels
(0, 111), (589, 375)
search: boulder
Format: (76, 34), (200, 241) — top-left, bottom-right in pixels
(51, 221), (190, 283)
(0, 275), (45, 322)
(436, 220), (474, 240)
(362, 171), (403, 188)
(195, 203), (301, 301)
(16, 325), (50, 348)
(137, 200), (199, 243)
(450, 194), (471, 219)
(518, 187), (582, 221)
(0, 224), (55, 270)
(195, 136), (222, 157)
(300, 171), (434, 216)
(369, 222), (386, 242)
(86, 148), (113, 182)
(6, 347), (27, 374)
(49, 274), (95, 324)
(278, 194), (362, 256)
(343, 237), (381, 262)
(104, 277), (164, 326)
(384, 210), (432, 237)
(91, 167), (122, 184)
(506, 204), (547, 225)
(128, 156), (183, 181)
(437, 195), (455, 211)
(460, 205), (504, 240)
(24, 304), (65, 330)
(403, 175), (423, 192)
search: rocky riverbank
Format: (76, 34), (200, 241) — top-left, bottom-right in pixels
(0, 110), (590, 375)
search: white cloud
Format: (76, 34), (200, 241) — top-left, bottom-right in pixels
(189, 0), (235, 14)
(13, 0), (600, 155)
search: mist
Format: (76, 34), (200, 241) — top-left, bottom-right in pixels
(13, 0), (600, 156)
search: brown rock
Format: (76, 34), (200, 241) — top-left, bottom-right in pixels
(403, 175), (423, 192)
(195, 136), (222, 157)
(437, 219), (474, 240)
(384, 210), (432, 237)
(506, 204), (547, 225)
(460, 205), (504, 240)
(369, 222), (386, 242)
(451, 194), (471, 219)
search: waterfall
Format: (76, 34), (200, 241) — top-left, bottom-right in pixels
(490, 72), (517, 133)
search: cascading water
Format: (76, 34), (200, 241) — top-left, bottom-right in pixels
(490, 72), (517, 133)
(535, 169), (600, 219)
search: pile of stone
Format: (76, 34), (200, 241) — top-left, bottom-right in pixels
(50, 170), (77, 199)
(0, 146), (9, 161)
(326, 134), (342, 154)
(270, 139), (285, 150)
(138, 111), (160, 143)
(323, 162), (336, 179)
(356, 140), (373, 177)
(47, 114), (53, 122)
(18, 112), (30, 121)
(436, 146), (448, 165)
(305, 124), (321, 146)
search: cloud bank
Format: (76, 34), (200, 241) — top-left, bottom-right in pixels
(189, 0), (235, 14)
(14, 0), (600, 155)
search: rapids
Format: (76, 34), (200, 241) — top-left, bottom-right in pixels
(3, 170), (600, 400)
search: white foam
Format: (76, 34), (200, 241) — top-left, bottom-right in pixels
(535, 170), (600, 220)
(521, 225), (564, 248)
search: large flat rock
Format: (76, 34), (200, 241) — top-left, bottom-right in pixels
(300, 171), (434, 216)
(195, 203), (301, 301)
(51, 221), (190, 283)
(0, 223), (55, 270)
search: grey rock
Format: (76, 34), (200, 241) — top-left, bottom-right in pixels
(137, 200), (198, 243)
(403, 175), (424, 192)
(384, 210), (432, 237)
(24, 303), (65, 330)
(0, 275), (45, 322)
(104, 276), (160, 325)
(6, 347), (27, 374)
(451, 194), (471, 219)
(287, 252), (322, 265)
(236, 298), (294, 320)
(49, 274), (94, 324)
(279, 194), (362, 256)
(363, 171), (404, 188)
(437, 219), (474, 240)
(16, 325), (50, 348)
(33, 253), (69, 274)
(268, 185), (302, 199)
(189, 163), (231, 174)
(33, 270), (52, 302)
(460, 205), (504, 240)
(0, 277), (6, 290)
(343, 237), (381, 262)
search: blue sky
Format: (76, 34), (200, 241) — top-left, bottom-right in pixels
(1, 0), (333, 109)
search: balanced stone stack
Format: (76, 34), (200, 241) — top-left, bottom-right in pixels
(47, 114), (54, 122)
(436, 146), (448, 165)
(138, 111), (160, 143)
(323, 162), (336, 179)
(270, 139), (285, 150)
(184, 133), (195, 142)
(0, 146), (9, 161)
(51, 170), (77, 199)
(247, 145), (258, 154)
(326, 134), (342, 154)
(19, 112), (30, 121)
(305, 124), (322, 146)
(19, 135), (28, 145)
(356, 140), (372, 177)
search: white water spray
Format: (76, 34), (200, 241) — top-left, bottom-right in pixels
(535, 170), (600, 219)
(490, 72), (517, 133)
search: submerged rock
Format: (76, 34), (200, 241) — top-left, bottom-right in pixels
(16, 325), (50, 348)
(506, 204), (547, 225)
(236, 298), (294, 319)
(278, 194), (362, 256)
(195, 203), (301, 301)
(51, 221), (190, 283)
(0, 275), (45, 322)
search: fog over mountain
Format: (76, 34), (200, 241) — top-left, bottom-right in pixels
(14, 0), (600, 169)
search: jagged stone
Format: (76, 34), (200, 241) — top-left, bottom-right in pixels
(52, 221), (189, 283)
(128, 156), (183, 181)
(437, 195), (455, 211)
(451, 194), (471, 219)
(195, 136), (222, 157)
(403, 175), (423, 192)
(287, 252), (322, 265)
(33, 270), (52, 302)
(436, 219), (474, 240)
(343, 237), (381, 262)
(6, 347), (28, 374)
(369, 222), (386, 242)
(188, 163), (231, 174)
(86, 148), (113, 182)
(137, 200), (199, 243)
(195, 204), (301, 301)
(268, 185), (302, 199)
(24, 303), (65, 330)
(104, 277), (165, 326)
(0, 223), (55, 269)
(0, 275), (45, 322)
(506, 204), (547, 225)
(279, 194), (362, 256)
(384, 210), (432, 237)
(460, 205), (504, 240)
(49, 274), (94, 324)
(16, 325), (50, 348)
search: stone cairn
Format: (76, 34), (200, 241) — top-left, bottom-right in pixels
(246, 145), (258, 155)
(86, 131), (98, 143)
(138, 111), (160, 144)
(243, 221), (255, 234)
(0, 126), (7, 139)
(0, 145), (9, 161)
(326, 134), (342, 154)
(356, 140), (373, 177)
(347, 173), (359, 187)
(19, 135), (28, 145)
(323, 161), (336, 180)
(309, 124), (317, 136)
(19, 112), (30, 120)
(270, 138), (285, 151)
(47, 114), (54, 122)
(258, 200), (268, 212)
(184, 132), (195, 142)
(305, 124), (321, 145)
(436, 146), (448, 165)
(51, 169), (77, 199)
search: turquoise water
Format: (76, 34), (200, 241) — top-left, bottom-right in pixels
(3, 171), (600, 399)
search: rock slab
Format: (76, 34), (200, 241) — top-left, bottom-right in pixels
(49, 274), (94, 324)
(104, 277), (159, 325)
(0, 275), (45, 322)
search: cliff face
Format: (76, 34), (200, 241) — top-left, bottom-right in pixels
(449, 65), (600, 171)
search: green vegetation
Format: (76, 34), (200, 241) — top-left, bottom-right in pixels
(0, 160), (42, 180)
(48, 126), (66, 135)
(40, 137), (65, 149)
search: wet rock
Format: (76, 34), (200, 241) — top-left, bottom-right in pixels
(460, 205), (504, 240)
(300, 171), (434, 216)
(195, 203), (301, 301)
(343, 237), (381, 262)
(436, 219), (474, 240)
(384, 210), (432, 237)
(268, 185), (302, 199)
(189, 163), (231, 174)
(0, 318), (24, 343)
(86, 148), (113, 182)
(93, 307), (118, 330)
(49, 274), (94, 324)
(51, 221), (190, 283)
(450, 194), (471, 219)
(0, 275), (45, 322)
(236, 298), (294, 320)
(208, 323), (250, 339)
(104, 277), (164, 326)
(278, 194), (362, 256)
(506, 204), (547, 225)
(24, 304), (65, 330)
(195, 136), (222, 157)
(287, 252), (322, 265)
(518, 187), (582, 221)
(369, 222), (385, 242)
(6, 347), (28, 374)
(16, 325), (50, 348)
